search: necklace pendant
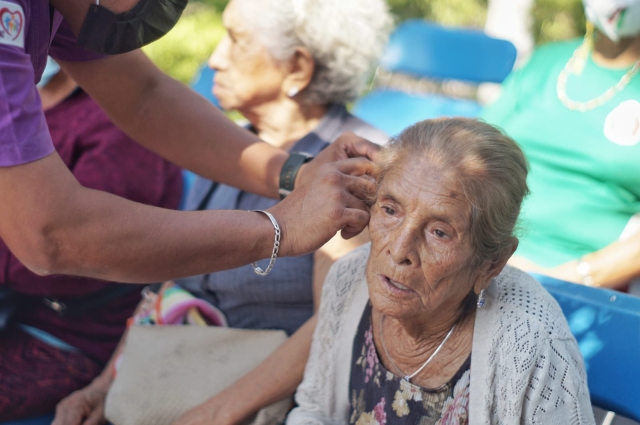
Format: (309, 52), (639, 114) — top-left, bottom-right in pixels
(404, 376), (411, 382)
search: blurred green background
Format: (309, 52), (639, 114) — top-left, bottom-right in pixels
(143, 0), (586, 85)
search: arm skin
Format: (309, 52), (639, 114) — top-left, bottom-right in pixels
(0, 148), (374, 283)
(0, 153), (272, 282)
(0, 48), (380, 281)
(58, 52), (288, 199)
(2, 100), (182, 296)
(509, 232), (640, 289)
(48, 0), (381, 200)
(57, 53), (381, 201)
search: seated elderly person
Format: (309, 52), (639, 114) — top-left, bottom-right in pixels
(53, 0), (390, 423)
(288, 118), (594, 424)
(482, 0), (640, 291)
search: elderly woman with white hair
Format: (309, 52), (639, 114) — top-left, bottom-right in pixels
(52, 0), (391, 424)
(288, 118), (595, 424)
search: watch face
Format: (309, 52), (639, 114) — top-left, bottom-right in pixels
(294, 152), (314, 160)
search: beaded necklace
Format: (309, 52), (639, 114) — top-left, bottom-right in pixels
(556, 23), (640, 112)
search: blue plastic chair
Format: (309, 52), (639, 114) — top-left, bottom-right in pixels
(353, 19), (517, 136)
(531, 274), (640, 422)
(190, 65), (220, 109)
(177, 65), (222, 209)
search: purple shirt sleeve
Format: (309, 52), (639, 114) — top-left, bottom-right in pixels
(0, 43), (54, 166)
(0, 7), (103, 167)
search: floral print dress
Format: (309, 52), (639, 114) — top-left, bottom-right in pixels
(349, 304), (471, 425)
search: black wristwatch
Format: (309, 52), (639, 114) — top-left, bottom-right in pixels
(279, 152), (314, 199)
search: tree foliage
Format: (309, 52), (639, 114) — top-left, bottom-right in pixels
(532, 0), (585, 44)
(387, 0), (585, 43)
(146, 0), (586, 83)
(387, 0), (488, 28)
(142, 3), (226, 84)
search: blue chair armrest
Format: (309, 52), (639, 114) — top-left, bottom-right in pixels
(531, 273), (640, 422)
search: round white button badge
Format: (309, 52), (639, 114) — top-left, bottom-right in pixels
(604, 100), (640, 146)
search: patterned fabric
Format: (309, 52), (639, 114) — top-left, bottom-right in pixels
(114, 283), (228, 375)
(287, 244), (595, 425)
(348, 303), (470, 425)
(132, 283), (227, 327)
(0, 327), (102, 421)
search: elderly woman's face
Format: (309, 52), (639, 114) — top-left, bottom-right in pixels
(208, 0), (290, 112)
(366, 155), (483, 320)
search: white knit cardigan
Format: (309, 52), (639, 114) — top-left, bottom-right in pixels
(287, 244), (595, 424)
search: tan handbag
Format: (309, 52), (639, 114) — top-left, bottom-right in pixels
(105, 325), (291, 425)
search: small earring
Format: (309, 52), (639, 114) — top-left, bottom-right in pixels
(287, 87), (299, 98)
(477, 289), (486, 308)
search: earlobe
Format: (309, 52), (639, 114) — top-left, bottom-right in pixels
(473, 240), (518, 294)
(473, 264), (492, 295)
(485, 238), (519, 283)
(285, 47), (315, 94)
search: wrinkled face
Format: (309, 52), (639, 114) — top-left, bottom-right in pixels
(208, 0), (290, 112)
(366, 155), (484, 320)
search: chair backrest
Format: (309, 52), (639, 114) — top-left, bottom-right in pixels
(190, 65), (220, 109)
(178, 65), (221, 209)
(179, 169), (199, 210)
(352, 20), (517, 136)
(352, 90), (482, 137)
(380, 19), (517, 83)
(531, 274), (640, 422)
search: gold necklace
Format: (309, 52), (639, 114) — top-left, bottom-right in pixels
(556, 24), (640, 112)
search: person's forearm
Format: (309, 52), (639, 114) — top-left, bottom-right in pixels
(37, 190), (275, 282)
(582, 233), (640, 288)
(0, 154), (276, 283)
(58, 52), (286, 199)
(208, 316), (317, 424)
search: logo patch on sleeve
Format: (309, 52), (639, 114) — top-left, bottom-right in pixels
(0, 1), (25, 49)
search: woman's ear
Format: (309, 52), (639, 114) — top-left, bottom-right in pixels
(473, 238), (519, 294)
(283, 47), (315, 97)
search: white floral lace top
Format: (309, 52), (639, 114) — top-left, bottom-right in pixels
(287, 244), (595, 425)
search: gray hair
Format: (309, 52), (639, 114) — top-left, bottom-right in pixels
(239, 0), (393, 105)
(373, 118), (530, 264)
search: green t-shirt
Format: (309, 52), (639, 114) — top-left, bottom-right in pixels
(482, 40), (640, 268)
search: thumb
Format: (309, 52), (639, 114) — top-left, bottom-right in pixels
(334, 157), (377, 177)
(334, 132), (383, 162)
(340, 208), (370, 240)
(52, 406), (84, 425)
(82, 404), (105, 425)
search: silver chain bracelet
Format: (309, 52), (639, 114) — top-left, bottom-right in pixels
(250, 210), (281, 276)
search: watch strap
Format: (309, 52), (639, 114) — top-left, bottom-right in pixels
(279, 152), (313, 199)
